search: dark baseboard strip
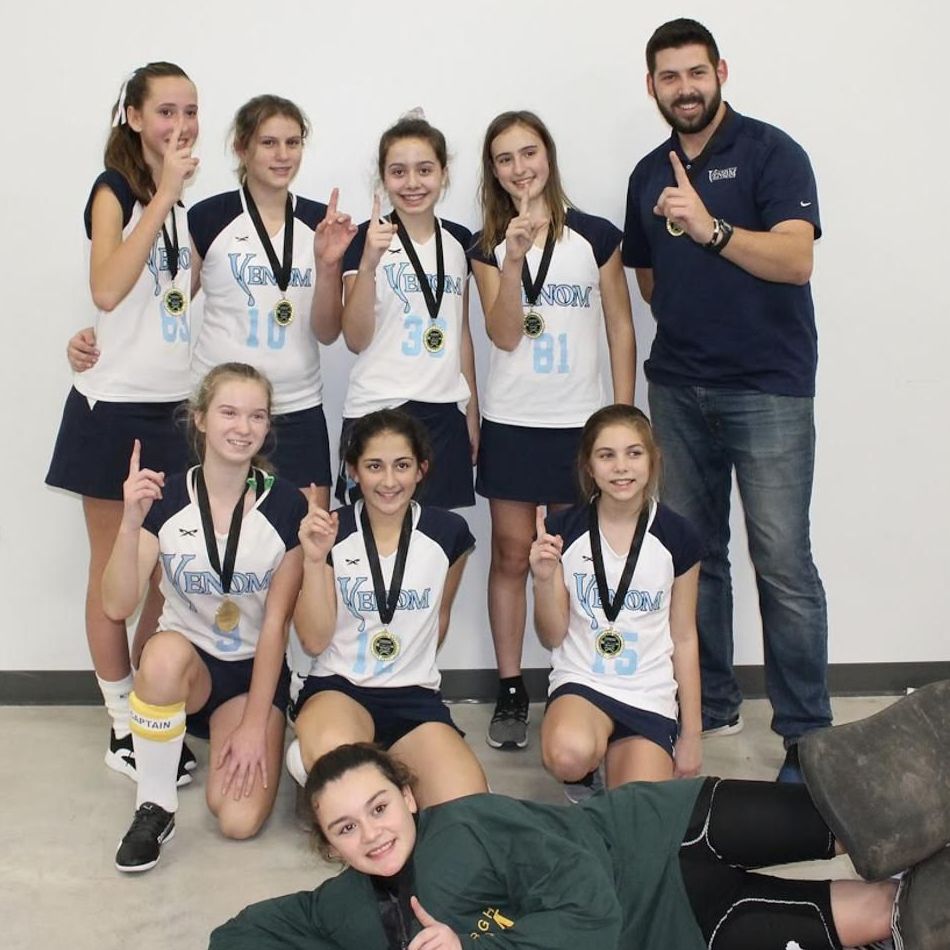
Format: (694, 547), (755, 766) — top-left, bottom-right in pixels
(3, 662), (949, 706)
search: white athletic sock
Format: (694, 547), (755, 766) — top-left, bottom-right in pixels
(129, 692), (184, 812)
(97, 673), (134, 739)
(285, 738), (308, 787)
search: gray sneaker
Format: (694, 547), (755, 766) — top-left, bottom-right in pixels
(487, 688), (529, 749)
(564, 767), (605, 804)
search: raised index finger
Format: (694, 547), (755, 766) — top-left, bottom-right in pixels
(669, 150), (690, 188)
(410, 896), (437, 927)
(535, 505), (546, 539)
(307, 482), (321, 512)
(129, 438), (141, 476)
(327, 187), (339, 217)
(371, 192), (381, 223)
(519, 186), (530, 218)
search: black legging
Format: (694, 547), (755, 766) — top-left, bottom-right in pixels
(679, 778), (841, 950)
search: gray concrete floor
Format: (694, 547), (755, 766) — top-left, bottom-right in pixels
(0, 696), (893, 949)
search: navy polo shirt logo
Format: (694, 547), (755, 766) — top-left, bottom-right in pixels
(708, 166), (737, 182)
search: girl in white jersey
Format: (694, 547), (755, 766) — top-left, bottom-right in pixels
(47, 63), (200, 784)
(102, 363), (306, 873)
(336, 114), (478, 510)
(189, 95), (355, 503)
(530, 405), (702, 799)
(288, 409), (488, 807)
(469, 111), (637, 750)
(73, 95), (356, 505)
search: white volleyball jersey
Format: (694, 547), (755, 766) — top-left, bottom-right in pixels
(470, 208), (621, 427)
(309, 501), (474, 689)
(143, 468), (306, 660)
(546, 501), (702, 721)
(341, 218), (472, 418)
(75, 171), (192, 402)
(189, 191), (328, 414)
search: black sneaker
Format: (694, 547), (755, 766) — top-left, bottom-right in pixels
(104, 729), (195, 787)
(115, 802), (175, 873)
(487, 687), (529, 749)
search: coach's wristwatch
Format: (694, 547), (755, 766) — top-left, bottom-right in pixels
(704, 218), (734, 254)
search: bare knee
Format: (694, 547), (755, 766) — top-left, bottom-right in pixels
(136, 632), (195, 696)
(216, 802), (268, 840)
(491, 536), (530, 580)
(543, 729), (600, 782)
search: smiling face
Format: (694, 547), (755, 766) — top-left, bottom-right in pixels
(586, 422), (653, 507)
(648, 44), (727, 136)
(195, 378), (270, 466)
(127, 75), (198, 169)
(316, 764), (418, 876)
(349, 430), (425, 517)
(382, 136), (446, 219)
(239, 113), (304, 191)
(490, 122), (550, 207)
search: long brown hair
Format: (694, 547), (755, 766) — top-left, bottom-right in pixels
(104, 62), (192, 205)
(478, 110), (572, 257)
(231, 94), (310, 183)
(187, 363), (275, 473)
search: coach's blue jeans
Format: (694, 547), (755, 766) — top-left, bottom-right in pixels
(648, 383), (832, 742)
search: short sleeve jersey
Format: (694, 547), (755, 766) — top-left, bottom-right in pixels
(622, 107), (822, 396)
(310, 501), (474, 689)
(143, 469), (306, 660)
(341, 218), (472, 417)
(75, 171), (192, 402)
(546, 501), (702, 720)
(470, 208), (620, 427)
(189, 191), (328, 414)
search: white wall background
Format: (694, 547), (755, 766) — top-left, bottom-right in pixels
(3, 0), (948, 674)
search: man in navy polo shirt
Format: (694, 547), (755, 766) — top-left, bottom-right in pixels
(622, 17), (831, 782)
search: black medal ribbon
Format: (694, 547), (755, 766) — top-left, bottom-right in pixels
(520, 227), (556, 306)
(243, 184), (294, 293)
(360, 503), (413, 626)
(589, 501), (651, 625)
(195, 467), (262, 596)
(391, 211), (445, 323)
(161, 208), (180, 283)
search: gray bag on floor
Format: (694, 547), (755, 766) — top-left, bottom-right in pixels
(799, 680), (950, 881)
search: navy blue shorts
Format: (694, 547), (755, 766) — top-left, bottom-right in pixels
(547, 682), (678, 757)
(476, 420), (582, 504)
(268, 404), (332, 489)
(336, 401), (475, 509)
(290, 673), (462, 750)
(187, 644), (291, 740)
(46, 387), (190, 500)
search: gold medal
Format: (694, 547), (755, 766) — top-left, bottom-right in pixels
(215, 598), (240, 632)
(666, 219), (685, 237)
(523, 310), (545, 339)
(163, 287), (187, 316)
(595, 627), (624, 659)
(371, 630), (401, 662)
(273, 298), (295, 327)
(423, 324), (445, 353)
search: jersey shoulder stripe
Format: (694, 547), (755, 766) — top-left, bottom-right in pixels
(294, 196), (328, 230)
(341, 220), (371, 275)
(648, 503), (703, 576)
(258, 476), (308, 549)
(440, 219), (474, 274)
(564, 208), (622, 268)
(188, 190), (243, 259)
(546, 503), (590, 551)
(142, 472), (191, 536)
(415, 506), (475, 564)
(84, 169), (137, 238)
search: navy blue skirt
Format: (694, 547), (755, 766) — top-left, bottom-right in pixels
(267, 404), (332, 489)
(46, 387), (190, 501)
(476, 419), (583, 504)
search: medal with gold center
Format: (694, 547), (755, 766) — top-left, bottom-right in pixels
(243, 184), (295, 332)
(392, 211), (446, 357)
(215, 598), (241, 632)
(160, 209), (187, 316)
(521, 227), (555, 339)
(588, 500), (651, 661)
